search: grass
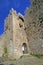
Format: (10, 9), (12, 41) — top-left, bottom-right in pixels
(30, 53), (43, 59)
(20, 55), (24, 59)
(9, 58), (16, 61)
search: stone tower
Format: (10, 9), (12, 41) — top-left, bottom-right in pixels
(24, 0), (43, 54)
(4, 8), (29, 59)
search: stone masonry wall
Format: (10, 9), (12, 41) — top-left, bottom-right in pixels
(0, 8), (29, 59)
(24, 0), (43, 54)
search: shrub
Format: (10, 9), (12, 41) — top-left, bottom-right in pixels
(29, 10), (32, 14)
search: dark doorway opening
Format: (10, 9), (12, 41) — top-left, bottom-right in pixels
(22, 43), (28, 54)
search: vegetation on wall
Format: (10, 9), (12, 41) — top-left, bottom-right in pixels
(4, 46), (7, 54)
(39, 16), (43, 23)
(29, 10), (32, 14)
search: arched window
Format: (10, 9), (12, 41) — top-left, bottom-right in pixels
(22, 43), (28, 54)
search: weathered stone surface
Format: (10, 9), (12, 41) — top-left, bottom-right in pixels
(24, 0), (43, 54)
(0, 0), (43, 59)
(0, 8), (29, 59)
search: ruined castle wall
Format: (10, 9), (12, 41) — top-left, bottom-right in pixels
(12, 12), (29, 59)
(4, 9), (29, 59)
(24, 0), (43, 54)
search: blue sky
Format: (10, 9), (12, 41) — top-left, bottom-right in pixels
(0, 0), (30, 35)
